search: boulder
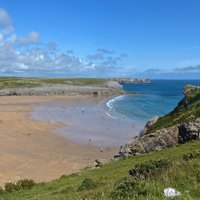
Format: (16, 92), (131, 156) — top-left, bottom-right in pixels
(178, 119), (200, 143)
(139, 116), (159, 136)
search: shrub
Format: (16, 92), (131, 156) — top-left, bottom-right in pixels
(95, 159), (103, 168)
(183, 151), (200, 161)
(0, 186), (4, 194)
(4, 182), (21, 193)
(17, 179), (35, 190)
(129, 159), (171, 179)
(78, 178), (98, 191)
(59, 175), (67, 179)
(4, 179), (35, 193)
(111, 177), (148, 200)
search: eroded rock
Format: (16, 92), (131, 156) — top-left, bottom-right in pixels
(139, 116), (159, 136)
(119, 118), (200, 157)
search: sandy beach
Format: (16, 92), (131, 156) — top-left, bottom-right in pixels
(0, 95), (119, 186)
(31, 95), (136, 147)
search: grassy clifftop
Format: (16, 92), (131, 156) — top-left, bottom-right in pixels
(0, 77), (108, 89)
(0, 77), (150, 89)
(147, 85), (200, 134)
(0, 77), (125, 96)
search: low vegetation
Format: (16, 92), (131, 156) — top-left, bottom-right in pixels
(129, 159), (171, 179)
(111, 178), (148, 199)
(183, 150), (200, 161)
(1, 140), (200, 199)
(3, 179), (35, 193)
(77, 178), (99, 191)
(0, 77), (108, 89)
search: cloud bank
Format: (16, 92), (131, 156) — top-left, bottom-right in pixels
(175, 65), (200, 72)
(0, 8), (199, 79)
(0, 8), (128, 77)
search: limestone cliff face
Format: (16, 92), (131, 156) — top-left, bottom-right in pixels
(110, 78), (150, 84)
(119, 85), (200, 157)
(121, 118), (200, 156)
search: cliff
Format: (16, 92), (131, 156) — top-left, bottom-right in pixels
(119, 85), (200, 157)
(110, 78), (150, 84)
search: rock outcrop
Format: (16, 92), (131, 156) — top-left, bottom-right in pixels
(139, 116), (159, 136)
(178, 118), (200, 143)
(118, 85), (200, 157)
(182, 84), (200, 96)
(120, 118), (200, 157)
(120, 125), (179, 156)
(111, 78), (150, 84)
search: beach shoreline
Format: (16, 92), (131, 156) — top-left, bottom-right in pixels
(0, 95), (119, 186)
(31, 94), (136, 147)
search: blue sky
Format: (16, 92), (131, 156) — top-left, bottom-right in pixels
(0, 0), (200, 78)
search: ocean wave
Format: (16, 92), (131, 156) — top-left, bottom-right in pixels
(106, 109), (134, 123)
(106, 95), (127, 109)
(105, 92), (182, 125)
(106, 95), (138, 123)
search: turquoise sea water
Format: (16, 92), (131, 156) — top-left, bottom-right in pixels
(106, 80), (200, 124)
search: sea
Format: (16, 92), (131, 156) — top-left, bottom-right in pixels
(106, 80), (200, 124)
(31, 79), (200, 147)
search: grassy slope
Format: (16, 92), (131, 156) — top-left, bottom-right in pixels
(1, 140), (200, 200)
(0, 78), (108, 89)
(147, 85), (200, 133)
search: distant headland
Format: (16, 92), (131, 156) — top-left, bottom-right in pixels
(0, 77), (150, 96)
(110, 78), (150, 84)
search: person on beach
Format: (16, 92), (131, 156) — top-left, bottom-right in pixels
(88, 138), (92, 145)
(81, 110), (85, 113)
(119, 146), (123, 156)
(100, 147), (104, 152)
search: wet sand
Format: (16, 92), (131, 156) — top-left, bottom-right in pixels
(31, 95), (136, 147)
(0, 96), (118, 186)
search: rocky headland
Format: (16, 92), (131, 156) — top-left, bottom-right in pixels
(110, 78), (150, 84)
(119, 85), (200, 157)
(0, 77), (149, 96)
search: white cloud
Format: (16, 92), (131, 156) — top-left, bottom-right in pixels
(0, 8), (13, 35)
(17, 63), (29, 70)
(0, 8), (12, 27)
(145, 68), (163, 74)
(2, 25), (14, 34)
(18, 31), (40, 45)
(0, 8), (128, 77)
(175, 65), (200, 73)
(0, 33), (3, 41)
(7, 34), (17, 43)
(97, 48), (115, 54)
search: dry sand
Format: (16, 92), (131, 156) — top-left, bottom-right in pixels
(0, 96), (118, 186)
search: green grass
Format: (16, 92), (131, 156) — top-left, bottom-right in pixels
(146, 85), (200, 133)
(1, 140), (200, 199)
(0, 77), (108, 89)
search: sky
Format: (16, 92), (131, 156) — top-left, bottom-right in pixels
(0, 0), (200, 79)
